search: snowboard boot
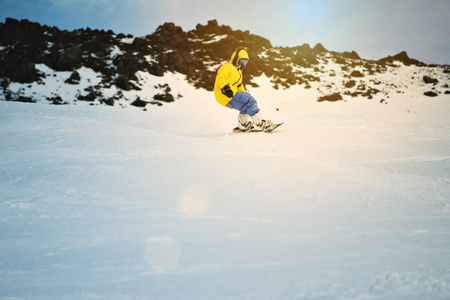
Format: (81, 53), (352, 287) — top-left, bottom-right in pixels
(238, 113), (255, 131)
(251, 112), (273, 132)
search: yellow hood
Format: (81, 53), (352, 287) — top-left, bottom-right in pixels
(230, 47), (249, 67)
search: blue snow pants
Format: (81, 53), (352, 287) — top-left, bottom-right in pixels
(225, 92), (260, 116)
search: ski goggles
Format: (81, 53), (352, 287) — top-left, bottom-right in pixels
(238, 58), (249, 68)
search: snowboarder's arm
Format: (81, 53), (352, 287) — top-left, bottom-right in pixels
(216, 68), (231, 91)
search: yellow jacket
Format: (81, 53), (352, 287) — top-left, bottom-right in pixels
(214, 48), (249, 106)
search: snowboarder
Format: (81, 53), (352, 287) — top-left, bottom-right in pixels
(214, 47), (274, 132)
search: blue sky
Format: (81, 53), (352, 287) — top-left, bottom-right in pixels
(1, 0), (449, 64)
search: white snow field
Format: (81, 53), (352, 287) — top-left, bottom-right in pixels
(1, 72), (450, 300)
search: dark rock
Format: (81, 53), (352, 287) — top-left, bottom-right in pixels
(113, 53), (141, 78)
(362, 88), (381, 99)
(15, 96), (35, 103)
(4, 92), (12, 100)
(291, 44), (319, 65)
(55, 45), (82, 71)
(345, 80), (356, 88)
(0, 78), (9, 89)
(350, 70), (364, 78)
(423, 76), (439, 84)
(344, 91), (361, 98)
(153, 83), (175, 102)
(154, 93), (174, 103)
(0, 18), (23, 45)
(131, 97), (147, 107)
(318, 93), (343, 102)
(65, 71), (81, 84)
(77, 92), (96, 101)
(130, 37), (149, 52)
(47, 96), (66, 105)
(151, 22), (187, 49)
(335, 57), (346, 64)
(101, 98), (115, 106)
(149, 65), (165, 77)
(83, 39), (109, 56)
(149, 101), (163, 106)
(0, 54), (38, 83)
(4, 17), (20, 25)
(114, 75), (133, 91)
(424, 91), (438, 97)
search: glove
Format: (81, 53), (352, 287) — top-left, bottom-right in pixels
(221, 84), (233, 98)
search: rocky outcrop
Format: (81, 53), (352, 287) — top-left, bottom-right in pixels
(377, 51), (425, 66)
(0, 18), (448, 106)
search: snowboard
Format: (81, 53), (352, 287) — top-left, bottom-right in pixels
(232, 123), (283, 133)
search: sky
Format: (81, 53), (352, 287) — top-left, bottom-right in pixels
(1, 0), (449, 65)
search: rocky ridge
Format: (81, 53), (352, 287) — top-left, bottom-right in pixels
(0, 18), (449, 107)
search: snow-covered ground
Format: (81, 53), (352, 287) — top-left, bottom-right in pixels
(1, 72), (450, 299)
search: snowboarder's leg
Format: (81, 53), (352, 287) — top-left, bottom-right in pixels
(226, 92), (260, 116)
(252, 111), (274, 131)
(237, 113), (253, 131)
(226, 92), (273, 131)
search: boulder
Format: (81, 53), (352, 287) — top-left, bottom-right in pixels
(131, 97), (147, 107)
(77, 92), (96, 101)
(350, 70), (364, 78)
(101, 98), (115, 106)
(424, 91), (438, 97)
(114, 75), (133, 91)
(345, 80), (356, 88)
(14, 96), (35, 103)
(154, 93), (174, 103)
(65, 71), (81, 84)
(318, 93), (343, 102)
(423, 76), (438, 84)
(47, 96), (66, 105)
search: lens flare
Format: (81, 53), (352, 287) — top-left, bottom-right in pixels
(178, 185), (209, 219)
(145, 236), (181, 273)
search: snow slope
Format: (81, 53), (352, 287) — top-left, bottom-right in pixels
(1, 71), (450, 299)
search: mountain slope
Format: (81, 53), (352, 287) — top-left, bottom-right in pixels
(1, 18), (449, 108)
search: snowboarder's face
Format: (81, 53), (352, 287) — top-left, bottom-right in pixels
(239, 58), (248, 69)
